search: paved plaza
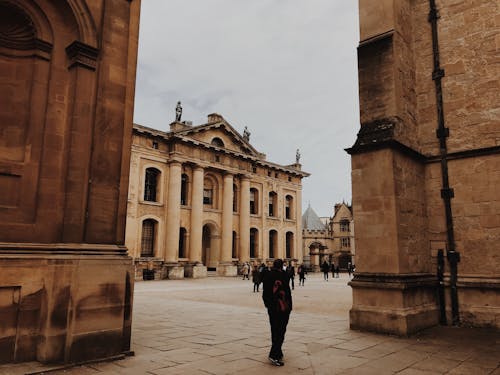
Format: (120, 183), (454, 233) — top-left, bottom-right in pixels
(2, 273), (499, 375)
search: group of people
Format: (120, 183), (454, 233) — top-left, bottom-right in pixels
(242, 261), (309, 292)
(321, 261), (355, 280)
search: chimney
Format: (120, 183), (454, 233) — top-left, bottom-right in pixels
(208, 113), (223, 123)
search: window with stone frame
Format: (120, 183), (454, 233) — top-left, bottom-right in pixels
(269, 230), (277, 258)
(341, 237), (350, 248)
(141, 219), (156, 257)
(268, 191), (277, 217)
(144, 168), (160, 202)
(285, 195), (294, 219)
(232, 231), (237, 258)
(340, 219), (350, 232)
(233, 184), (238, 212)
(181, 173), (189, 205)
(250, 188), (259, 215)
(203, 188), (213, 205)
(285, 231), (294, 259)
(250, 228), (258, 258)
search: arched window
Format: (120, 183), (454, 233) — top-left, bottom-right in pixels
(250, 228), (259, 258)
(181, 173), (189, 205)
(268, 191), (277, 217)
(250, 188), (259, 215)
(203, 177), (216, 207)
(286, 232), (294, 259)
(233, 184), (238, 212)
(285, 195), (294, 219)
(232, 231), (237, 258)
(141, 219), (157, 257)
(179, 227), (187, 258)
(340, 219), (350, 232)
(211, 137), (224, 147)
(144, 168), (160, 202)
(269, 230), (278, 258)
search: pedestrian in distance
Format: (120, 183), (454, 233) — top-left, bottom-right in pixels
(242, 262), (250, 280)
(331, 262), (336, 279)
(286, 262), (295, 290)
(252, 265), (261, 292)
(262, 259), (292, 367)
(298, 264), (307, 286)
(335, 264), (340, 278)
(321, 260), (329, 281)
(347, 262), (352, 278)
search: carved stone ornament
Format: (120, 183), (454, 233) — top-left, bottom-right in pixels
(66, 40), (99, 70)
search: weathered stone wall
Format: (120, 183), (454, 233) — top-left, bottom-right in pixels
(0, 0), (141, 364)
(351, 0), (499, 333)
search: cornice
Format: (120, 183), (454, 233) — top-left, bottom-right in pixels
(66, 40), (99, 70)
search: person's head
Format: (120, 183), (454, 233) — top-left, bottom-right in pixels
(273, 259), (283, 270)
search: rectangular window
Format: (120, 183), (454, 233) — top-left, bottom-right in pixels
(269, 203), (274, 217)
(203, 189), (212, 205)
(152, 141), (159, 149)
(341, 237), (351, 248)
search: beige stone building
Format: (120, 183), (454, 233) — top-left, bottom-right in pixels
(349, 0), (500, 334)
(126, 113), (309, 279)
(302, 203), (355, 271)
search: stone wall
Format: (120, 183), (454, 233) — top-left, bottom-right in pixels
(0, 0), (141, 364)
(350, 0), (499, 334)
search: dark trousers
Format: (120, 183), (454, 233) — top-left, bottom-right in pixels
(267, 309), (290, 360)
(323, 271), (329, 280)
(253, 282), (260, 292)
(299, 276), (305, 285)
(289, 276), (295, 290)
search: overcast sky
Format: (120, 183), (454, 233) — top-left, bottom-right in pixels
(134, 1), (360, 217)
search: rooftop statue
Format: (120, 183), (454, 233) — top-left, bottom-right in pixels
(243, 126), (251, 141)
(296, 149), (301, 164)
(175, 101), (182, 122)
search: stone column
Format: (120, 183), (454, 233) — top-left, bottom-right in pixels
(164, 161), (184, 279)
(295, 189), (303, 263)
(186, 166), (207, 278)
(217, 172), (237, 276)
(239, 176), (250, 262)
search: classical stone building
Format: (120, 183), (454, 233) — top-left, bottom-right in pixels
(0, 0), (140, 364)
(126, 113), (309, 279)
(348, 0), (500, 335)
(302, 203), (355, 271)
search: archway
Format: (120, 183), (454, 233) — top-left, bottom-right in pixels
(202, 222), (220, 270)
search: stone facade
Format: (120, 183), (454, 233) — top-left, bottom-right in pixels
(0, 0), (140, 364)
(302, 203), (355, 271)
(348, 0), (500, 335)
(126, 114), (309, 279)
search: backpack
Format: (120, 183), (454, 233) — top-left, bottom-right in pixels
(272, 279), (291, 314)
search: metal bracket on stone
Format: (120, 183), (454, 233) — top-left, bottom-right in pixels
(440, 188), (454, 199)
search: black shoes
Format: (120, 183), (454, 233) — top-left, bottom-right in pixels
(269, 357), (284, 366)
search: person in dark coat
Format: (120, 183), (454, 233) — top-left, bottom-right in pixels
(298, 264), (307, 286)
(262, 259), (292, 366)
(321, 260), (329, 281)
(286, 262), (295, 290)
(252, 265), (262, 292)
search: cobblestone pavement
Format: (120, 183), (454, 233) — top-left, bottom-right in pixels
(2, 273), (499, 375)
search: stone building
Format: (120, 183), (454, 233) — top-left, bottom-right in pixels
(302, 203), (355, 271)
(126, 113), (309, 279)
(0, 0), (140, 364)
(348, 0), (500, 335)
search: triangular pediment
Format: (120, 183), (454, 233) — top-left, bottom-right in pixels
(174, 117), (259, 157)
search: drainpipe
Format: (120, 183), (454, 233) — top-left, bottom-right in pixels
(428, 0), (460, 325)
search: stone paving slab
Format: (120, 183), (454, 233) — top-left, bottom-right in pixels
(1, 273), (499, 375)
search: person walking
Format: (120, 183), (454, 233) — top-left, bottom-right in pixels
(331, 262), (336, 279)
(298, 264), (307, 286)
(286, 262), (295, 290)
(242, 262), (250, 280)
(335, 264), (340, 278)
(321, 260), (329, 281)
(262, 259), (292, 366)
(252, 265), (261, 292)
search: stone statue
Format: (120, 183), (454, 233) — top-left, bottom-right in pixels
(175, 101), (182, 122)
(243, 126), (250, 141)
(296, 149), (301, 164)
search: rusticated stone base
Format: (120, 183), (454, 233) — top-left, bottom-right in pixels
(349, 273), (439, 336)
(217, 263), (238, 277)
(183, 263), (207, 278)
(164, 264), (184, 279)
(0, 243), (133, 364)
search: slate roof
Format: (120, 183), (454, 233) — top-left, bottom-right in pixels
(302, 205), (327, 231)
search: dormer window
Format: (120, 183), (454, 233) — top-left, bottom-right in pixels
(211, 137), (224, 148)
(152, 141), (158, 149)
